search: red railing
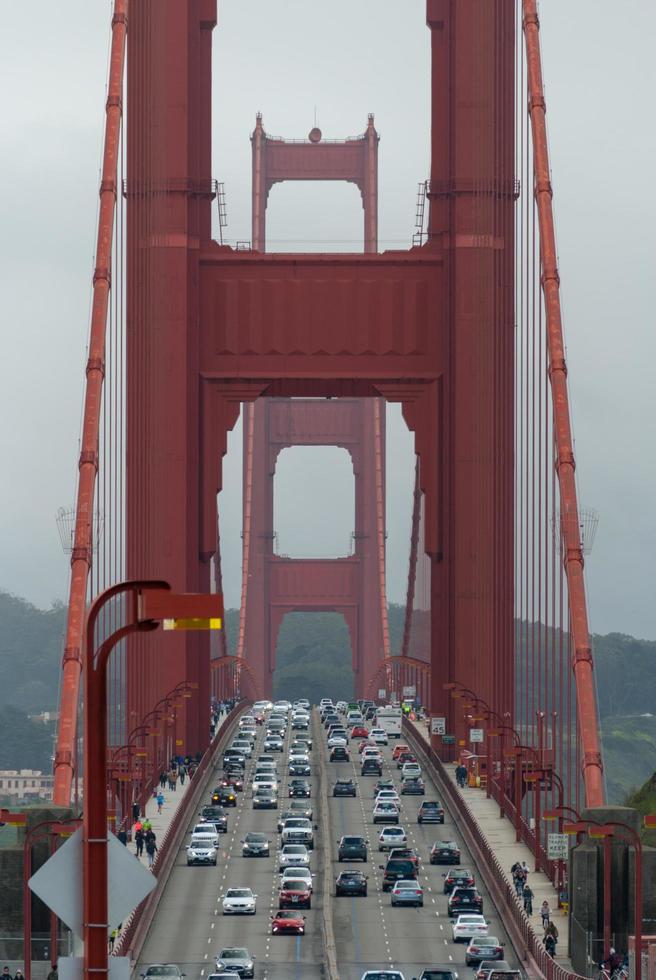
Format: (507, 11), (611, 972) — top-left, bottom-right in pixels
(404, 719), (586, 980)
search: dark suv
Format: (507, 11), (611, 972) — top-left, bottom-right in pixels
(337, 835), (367, 862)
(333, 779), (357, 797)
(379, 857), (419, 892)
(443, 867), (475, 893)
(418, 800), (445, 824)
(335, 870), (368, 897)
(447, 886), (484, 916)
(361, 757), (382, 776)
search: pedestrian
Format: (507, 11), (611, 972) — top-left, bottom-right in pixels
(170, 768), (178, 792)
(179, 766), (186, 787)
(132, 801), (141, 822)
(159, 771), (167, 789)
(544, 933), (556, 958)
(47, 965), (58, 980)
(156, 791), (164, 813)
(108, 929), (118, 953)
(522, 884), (534, 915)
(117, 828), (128, 846)
(544, 921), (559, 944)
(144, 828), (156, 845)
(134, 826), (144, 857)
(541, 900), (551, 929)
(513, 865), (526, 897)
(142, 818), (151, 832)
(145, 837), (158, 868)
(3, 968), (12, 980)
(14, 971), (25, 980)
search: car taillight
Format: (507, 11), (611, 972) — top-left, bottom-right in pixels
(470, 947), (480, 953)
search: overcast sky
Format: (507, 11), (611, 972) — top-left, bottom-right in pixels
(0, 1), (654, 641)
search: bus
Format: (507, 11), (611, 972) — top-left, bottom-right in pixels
(375, 705), (403, 738)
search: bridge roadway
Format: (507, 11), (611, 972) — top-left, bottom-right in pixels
(137, 708), (522, 980)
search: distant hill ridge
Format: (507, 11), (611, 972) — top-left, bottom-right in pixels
(1, 590), (654, 801)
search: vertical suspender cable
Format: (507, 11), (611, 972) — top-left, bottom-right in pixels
(53, 0), (128, 807)
(522, 0), (604, 806)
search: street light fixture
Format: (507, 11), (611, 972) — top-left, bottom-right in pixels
(83, 579), (223, 980)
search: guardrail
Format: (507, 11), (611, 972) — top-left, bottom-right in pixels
(115, 703), (250, 969)
(403, 719), (587, 980)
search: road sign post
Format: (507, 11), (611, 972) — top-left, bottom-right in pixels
(547, 832), (569, 861)
(431, 717), (446, 735)
(469, 728), (484, 744)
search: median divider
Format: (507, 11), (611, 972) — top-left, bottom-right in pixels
(116, 702), (250, 971)
(314, 711), (340, 980)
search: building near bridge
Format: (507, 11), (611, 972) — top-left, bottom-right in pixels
(0, 769), (54, 802)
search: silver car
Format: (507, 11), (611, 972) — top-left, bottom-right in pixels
(214, 948), (255, 978)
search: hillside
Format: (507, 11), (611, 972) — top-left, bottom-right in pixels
(624, 771), (656, 847)
(1, 589), (655, 801)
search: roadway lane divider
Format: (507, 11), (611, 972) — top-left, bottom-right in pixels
(315, 710), (340, 980)
(116, 702), (251, 971)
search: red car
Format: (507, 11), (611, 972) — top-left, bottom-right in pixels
(351, 725), (369, 739)
(396, 751), (417, 768)
(278, 880), (312, 909)
(271, 910), (306, 935)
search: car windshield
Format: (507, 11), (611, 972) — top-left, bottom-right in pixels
(342, 837), (364, 845)
(219, 949), (248, 959)
(284, 819), (308, 827)
(382, 828), (403, 835)
(422, 973), (456, 980)
(284, 845), (305, 853)
(226, 889), (252, 898)
(385, 860), (415, 874)
(284, 880), (307, 889)
(276, 911), (298, 920)
(423, 802), (441, 809)
(475, 937), (500, 946)
(340, 872), (364, 879)
(245, 833), (267, 842)
(145, 969), (180, 977)
(457, 915), (485, 923)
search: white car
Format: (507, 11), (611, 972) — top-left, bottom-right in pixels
(452, 913), (490, 943)
(378, 826), (408, 850)
(252, 776), (278, 794)
(288, 751), (310, 765)
(360, 973), (405, 980)
(264, 736), (284, 751)
(230, 740), (252, 758)
(281, 818), (314, 848)
(187, 837), (218, 865)
(370, 728), (389, 745)
(375, 790), (400, 806)
(253, 700), (271, 713)
(362, 748), (383, 761)
(327, 734), (348, 748)
(222, 887), (257, 915)
(279, 844), (310, 870)
(373, 802), (400, 825)
(401, 762), (422, 781)
(191, 824), (219, 845)
(280, 867), (314, 891)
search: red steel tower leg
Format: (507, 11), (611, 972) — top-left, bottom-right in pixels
(125, 1), (217, 754)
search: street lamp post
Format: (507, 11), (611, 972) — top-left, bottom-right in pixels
(83, 579), (222, 980)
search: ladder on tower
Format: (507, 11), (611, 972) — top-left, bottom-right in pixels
(217, 181), (228, 244)
(412, 180), (429, 247)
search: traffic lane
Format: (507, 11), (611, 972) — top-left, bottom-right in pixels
(258, 718), (323, 977)
(325, 732), (520, 980)
(325, 739), (453, 980)
(137, 719), (319, 979)
(378, 739), (521, 974)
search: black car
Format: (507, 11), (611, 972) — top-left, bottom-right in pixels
(199, 806), (228, 833)
(333, 779), (357, 798)
(288, 779), (311, 798)
(288, 761), (311, 776)
(418, 800), (445, 824)
(430, 841), (461, 865)
(416, 972), (458, 980)
(211, 786), (237, 807)
(401, 777), (425, 795)
(330, 746), (350, 763)
(448, 886), (484, 916)
(338, 835), (367, 862)
(379, 857), (419, 892)
(336, 870), (368, 896)
(361, 758), (382, 776)
(241, 832), (270, 857)
(292, 716), (309, 730)
(443, 867), (475, 893)
(289, 800), (313, 819)
(323, 713), (340, 729)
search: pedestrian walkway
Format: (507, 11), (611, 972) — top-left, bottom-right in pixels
(127, 707), (228, 871)
(408, 718), (571, 968)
